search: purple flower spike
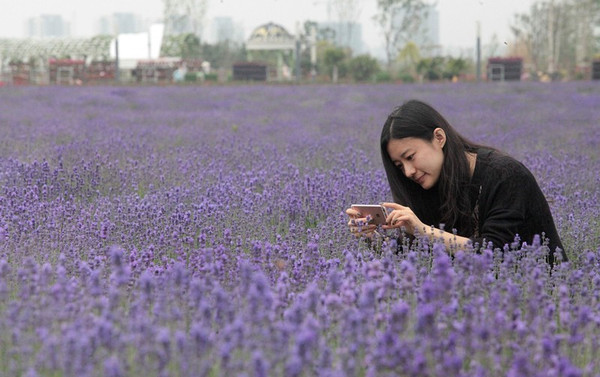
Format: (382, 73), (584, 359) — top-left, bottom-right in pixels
(104, 355), (123, 377)
(0, 82), (598, 376)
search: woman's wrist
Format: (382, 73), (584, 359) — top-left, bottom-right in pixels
(422, 227), (470, 254)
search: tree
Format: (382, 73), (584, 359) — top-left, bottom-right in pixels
(160, 34), (187, 57)
(416, 56), (444, 81)
(511, 0), (600, 79)
(163, 0), (208, 37)
(348, 55), (380, 81)
(397, 41), (421, 80)
(298, 21), (338, 78)
(159, 33), (202, 59)
(373, 0), (428, 72)
(443, 57), (469, 80)
(182, 34), (201, 59)
(323, 47), (347, 82)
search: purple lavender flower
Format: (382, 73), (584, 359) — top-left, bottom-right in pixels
(104, 355), (123, 377)
(0, 82), (598, 376)
(252, 350), (269, 377)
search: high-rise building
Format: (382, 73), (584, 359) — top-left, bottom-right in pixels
(207, 17), (244, 44)
(419, 5), (440, 56)
(318, 21), (364, 54)
(99, 13), (144, 35)
(26, 14), (70, 38)
(394, 4), (440, 56)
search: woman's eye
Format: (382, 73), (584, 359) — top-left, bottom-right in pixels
(406, 154), (414, 161)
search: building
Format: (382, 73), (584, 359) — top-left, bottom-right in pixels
(410, 4), (440, 56)
(207, 17), (244, 44)
(164, 14), (195, 36)
(318, 21), (364, 55)
(26, 14), (70, 38)
(394, 4), (440, 57)
(99, 13), (145, 35)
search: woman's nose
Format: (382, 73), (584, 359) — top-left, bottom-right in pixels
(403, 163), (415, 178)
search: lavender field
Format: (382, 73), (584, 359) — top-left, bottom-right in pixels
(0, 82), (599, 376)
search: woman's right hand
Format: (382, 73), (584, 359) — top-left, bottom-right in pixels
(345, 208), (377, 239)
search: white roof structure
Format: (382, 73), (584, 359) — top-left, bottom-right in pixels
(0, 24), (164, 69)
(0, 36), (112, 62)
(246, 22), (296, 51)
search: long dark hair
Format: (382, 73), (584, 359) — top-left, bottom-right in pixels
(380, 99), (489, 235)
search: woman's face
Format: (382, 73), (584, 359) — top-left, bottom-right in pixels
(386, 129), (446, 190)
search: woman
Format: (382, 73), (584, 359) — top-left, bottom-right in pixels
(346, 99), (567, 264)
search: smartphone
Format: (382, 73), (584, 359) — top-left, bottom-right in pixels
(350, 204), (388, 225)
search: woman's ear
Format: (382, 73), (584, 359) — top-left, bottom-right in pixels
(433, 127), (447, 149)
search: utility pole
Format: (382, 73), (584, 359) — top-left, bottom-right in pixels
(148, 29), (152, 59)
(295, 39), (301, 82)
(476, 21), (481, 81)
(114, 22), (120, 83)
(547, 0), (555, 75)
(310, 24), (317, 81)
(115, 36), (120, 83)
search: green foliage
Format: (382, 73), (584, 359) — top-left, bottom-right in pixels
(396, 70), (416, 83)
(296, 21), (338, 78)
(374, 0), (429, 69)
(204, 73), (218, 81)
(160, 35), (246, 70)
(398, 41), (421, 65)
(414, 56), (470, 81)
(511, 0), (600, 78)
(200, 40), (246, 70)
(181, 34), (201, 59)
(348, 55), (381, 82)
(160, 32), (202, 59)
(323, 47), (346, 67)
(416, 56), (445, 81)
(323, 47), (348, 80)
(184, 72), (197, 82)
(375, 71), (393, 82)
(302, 20), (336, 43)
(443, 57), (469, 79)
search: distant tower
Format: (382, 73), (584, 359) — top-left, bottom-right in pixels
(163, 0), (207, 37)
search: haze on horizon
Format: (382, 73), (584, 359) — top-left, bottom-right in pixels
(0, 0), (537, 57)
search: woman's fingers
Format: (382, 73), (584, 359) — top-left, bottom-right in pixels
(382, 214), (411, 230)
(348, 216), (363, 226)
(385, 209), (404, 225)
(382, 202), (404, 211)
(346, 208), (361, 218)
(349, 224), (377, 238)
(349, 224), (377, 232)
(347, 203), (416, 237)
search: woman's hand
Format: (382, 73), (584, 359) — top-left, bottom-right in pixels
(381, 202), (425, 235)
(345, 207), (378, 239)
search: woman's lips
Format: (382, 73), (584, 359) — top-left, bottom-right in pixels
(415, 174), (425, 185)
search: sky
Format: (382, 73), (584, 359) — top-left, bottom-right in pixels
(0, 0), (537, 57)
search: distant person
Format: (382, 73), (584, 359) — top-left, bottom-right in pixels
(173, 63), (188, 83)
(346, 99), (566, 264)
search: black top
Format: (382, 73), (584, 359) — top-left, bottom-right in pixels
(467, 148), (566, 262)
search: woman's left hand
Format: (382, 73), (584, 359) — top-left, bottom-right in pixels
(381, 202), (425, 235)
